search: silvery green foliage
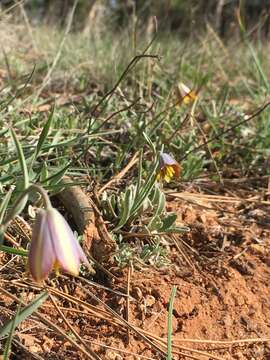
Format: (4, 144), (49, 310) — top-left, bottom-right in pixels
(101, 183), (189, 234)
(101, 135), (189, 235)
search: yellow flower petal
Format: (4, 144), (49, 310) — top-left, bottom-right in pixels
(166, 166), (175, 177)
(164, 174), (171, 182)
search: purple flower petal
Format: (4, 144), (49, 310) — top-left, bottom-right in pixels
(160, 153), (178, 167)
(29, 210), (55, 281)
(158, 153), (181, 182)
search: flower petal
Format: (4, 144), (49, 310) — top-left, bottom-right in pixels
(158, 153), (181, 182)
(29, 210), (55, 281)
(178, 82), (197, 104)
(166, 165), (175, 177)
(160, 153), (176, 167)
(47, 209), (89, 276)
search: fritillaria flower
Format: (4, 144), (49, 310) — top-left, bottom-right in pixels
(177, 82), (197, 104)
(29, 207), (89, 282)
(157, 153), (181, 183)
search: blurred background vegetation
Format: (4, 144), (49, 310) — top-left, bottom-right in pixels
(1, 0), (270, 39)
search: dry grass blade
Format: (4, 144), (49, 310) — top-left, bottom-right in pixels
(145, 332), (226, 360)
(85, 338), (157, 360)
(172, 337), (270, 345)
(98, 151), (139, 195)
(48, 293), (101, 360)
(171, 234), (197, 271)
(75, 275), (130, 298)
(168, 192), (270, 206)
(4, 278), (268, 359)
(179, 100), (270, 162)
(12, 338), (45, 360)
(0, 287), (99, 360)
(74, 283), (168, 358)
(193, 115), (223, 184)
(70, 282), (228, 360)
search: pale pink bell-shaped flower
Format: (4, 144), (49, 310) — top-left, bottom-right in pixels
(29, 208), (89, 282)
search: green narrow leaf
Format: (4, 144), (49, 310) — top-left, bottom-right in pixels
(130, 162), (158, 216)
(0, 245), (28, 257)
(31, 103), (55, 168)
(246, 40), (269, 90)
(0, 186), (15, 224)
(10, 128), (29, 190)
(167, 286), (177, 360)
(3, 303), (21, 360)
(41, 160), (71, 186)
(106, 195), (117, 219)
(148, 190), (166, 231)
(10, 128), (29, 217)
(134, 150), (143, 199)
(115, 186), (135, 230)
(143, 132), (156, 155)
(0, 291), (48, 339)
(131, 142), (163, 216)
(148, 215), (163, 232)
(0, 65), (35, 112)
(39, 162), (49, 185)
(153, 189), (166, 217)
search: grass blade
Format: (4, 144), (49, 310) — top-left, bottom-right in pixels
(10, 128), (29, 190)
(0, 245), (28, 257)
(9, 128), (30, 217)
(0, 291), (48, 339)
(0, 186), (15, 224)
(167, 286), (177, 360)
(30, 102), (55, 168)
(3, 303), (21, 359)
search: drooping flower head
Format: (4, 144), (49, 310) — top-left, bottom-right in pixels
(177, 82), (197, 104)
(29, 207), (89, 282)
(157, 153), (181, 183)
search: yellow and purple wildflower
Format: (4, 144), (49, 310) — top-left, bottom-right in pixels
(177, 82), (197, 104)
(29, 207), (89, 282)
(157, 153), (181, 183)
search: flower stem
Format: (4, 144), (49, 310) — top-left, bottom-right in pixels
(1, 184), (52, 230)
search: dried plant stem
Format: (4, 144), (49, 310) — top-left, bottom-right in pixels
(180, 100), (270, 162)
(74, 283), (168, 358)
(84, 339), (157, 360)
(49, 293), (101, 360)
(173, 337), (270, 345)
(0, 288), (98, 360)
(7, 280), (269, 359)
(150, 334), (225, 360)
(98, 151), (139, 195)
(89, 53), (159, 124)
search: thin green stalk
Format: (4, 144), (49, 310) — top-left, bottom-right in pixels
(2, 184), (52, 229)
(167, 286), (177, 360)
